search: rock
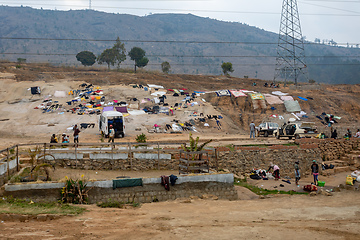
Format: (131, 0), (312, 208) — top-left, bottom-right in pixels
(309, 192), (317, 196)
(201, 194), (218, 200)
(37, 215), (48, 221)
(135, 127), (142, 131)
(318, 189), (333, 196)
(259, 195), (265, 199)
(333, 187), (341, 192)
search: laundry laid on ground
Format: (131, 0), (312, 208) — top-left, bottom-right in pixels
(215, 89), (231, 97)
(280, 95), (294, 101)
(229, 90), (247, 97)
(271, 91), (288, 96)
(263, 93), (284, 105)
(284, 100), (301, 112)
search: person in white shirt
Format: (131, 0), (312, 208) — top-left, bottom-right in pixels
(108, 125), (115, 143)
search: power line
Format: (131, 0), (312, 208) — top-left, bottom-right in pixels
(1, 3), (360, 16)
(299, 0), (360, 14)
(2, 52), (360, 58)
(1, 37), (359, 45)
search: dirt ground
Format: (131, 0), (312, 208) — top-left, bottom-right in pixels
(0, 187), (359, 240)
(1, 63), (360, 239)
(1, 169), (359, 240)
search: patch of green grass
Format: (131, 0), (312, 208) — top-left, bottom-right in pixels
(242, 144), (268, 148)
(97, 200), (141, 208)
(234, 178), (308, 196)
(225, 144), (235, 151)
(97, 201), (124, 208)
(0, 196), (86, 215)
(282, 142), (299, 146)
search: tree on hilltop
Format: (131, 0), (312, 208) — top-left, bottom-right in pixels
(221, 62), (234, 76)
(161, 61), (171, 74)
(97, 37), (127, 70)
(128, 47), (149, 72)
(76, 51), (96, 66)
(97, 48), (117, 70)
(113, 37), (127, 69)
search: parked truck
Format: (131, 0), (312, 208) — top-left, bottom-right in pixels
(99, 111), (125, 138)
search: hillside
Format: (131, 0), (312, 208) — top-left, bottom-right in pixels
(0, 62), (359, 147)
(0, 6), (359, 84)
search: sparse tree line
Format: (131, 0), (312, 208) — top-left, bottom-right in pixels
(76, 37), (235, 75)
(76, 37), (174, 74)
(76, 37), (150, 73)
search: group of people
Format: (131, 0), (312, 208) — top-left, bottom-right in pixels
(331, 128), (360, 139)
(266, 160), (320, 187)
(49, 124), (81, 144)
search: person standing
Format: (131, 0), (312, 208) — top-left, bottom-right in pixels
(311, 160), (319, 185)
(108, 125), (115, 143)
(73, 124), (80, 144)
(294, 161), (300, 186)
(50, 134), (58, 143)
(249, 121), (256, 138)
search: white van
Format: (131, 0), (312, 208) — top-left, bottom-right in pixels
(99, 111), (125, 138)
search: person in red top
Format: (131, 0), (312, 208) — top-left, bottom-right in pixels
(73, 124), (80, 143)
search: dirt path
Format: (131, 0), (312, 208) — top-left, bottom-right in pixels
(0, 189), (359, 240)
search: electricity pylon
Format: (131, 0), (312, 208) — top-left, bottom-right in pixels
(274, 0), (308, 85)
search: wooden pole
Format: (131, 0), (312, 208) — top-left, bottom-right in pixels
(16, 145), (19, 172)
(128, 142), (132, 171)
(43, 143), (46, 166)
(157, 142), (160, 170)
(75, 144), (78, 168)
(6, 148), (10, 177)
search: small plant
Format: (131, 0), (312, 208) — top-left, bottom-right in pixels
(225, 144), (235, 151)
(97, 200), (124, 208)
(136, 133), (147, 143)
(61, 175), (92, 204)
(96, 200), (141, 208)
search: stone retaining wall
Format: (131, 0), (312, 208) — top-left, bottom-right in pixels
(214, 138), (360, 178)
(215, 146), (320, 178)
(3, 174), (237, 203)
(57, 157), (179, 171)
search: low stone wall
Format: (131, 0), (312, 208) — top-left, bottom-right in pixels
(57, 157), (179, 171)
(215, 146), (320, 178)
(3, 174), (237, 203)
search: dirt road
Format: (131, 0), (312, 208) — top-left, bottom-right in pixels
(0, 189), (359, 240)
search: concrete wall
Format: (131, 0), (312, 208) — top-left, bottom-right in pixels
(3, 173), (237, 203)
(0, 158), (18, 186)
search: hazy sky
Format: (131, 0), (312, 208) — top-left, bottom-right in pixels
(2, 0), (360, 44)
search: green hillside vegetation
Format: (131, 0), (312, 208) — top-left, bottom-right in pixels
(0, 6), (359, 84)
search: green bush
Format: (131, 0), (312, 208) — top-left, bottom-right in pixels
(136, 133), (147, 143)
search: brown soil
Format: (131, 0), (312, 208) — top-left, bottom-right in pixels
(0, 187), (359, 239)
(1, 62), (360, 239)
